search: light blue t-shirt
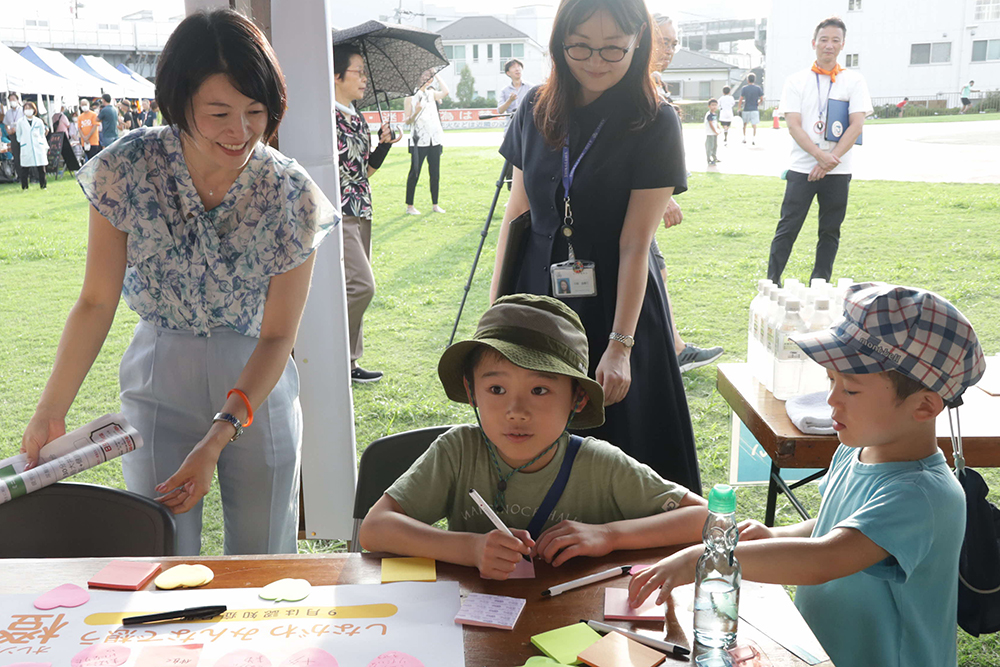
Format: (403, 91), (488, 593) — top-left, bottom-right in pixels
(795, 445), (965, 667)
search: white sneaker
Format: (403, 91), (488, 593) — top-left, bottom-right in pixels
(432, 205), (446, 213)
(406, 206), (421, 215)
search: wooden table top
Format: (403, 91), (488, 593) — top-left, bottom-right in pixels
(0, 551), (831, 666)
(717, 362), (1000, 469)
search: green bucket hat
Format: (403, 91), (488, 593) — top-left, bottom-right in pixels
(438, 294), (605, 429)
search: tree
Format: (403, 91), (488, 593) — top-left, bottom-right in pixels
(457, 65), (476, 106)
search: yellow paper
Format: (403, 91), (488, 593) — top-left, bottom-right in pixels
(381, 557), (436, 583)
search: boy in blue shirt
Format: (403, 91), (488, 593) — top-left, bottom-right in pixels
(360, 294), (707, 579)
(630, 283), (986, 667)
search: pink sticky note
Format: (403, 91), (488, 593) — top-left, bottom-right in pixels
(71, 645), (130, 667)
(213, 649), (270, 667)
(603, 587), (664, 621)
(7, 663), (52, 667)
(481, 558), (535, 580)
(280, 648), (338, 667)
(630, 564), (651, 575)
(34, 583), (90, 610)
(366, 652), (425, 667)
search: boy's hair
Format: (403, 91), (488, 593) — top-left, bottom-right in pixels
(723, 86), (731, 95)
(747, 73), (755, 83)
(708, 98), (718, 105)
(882, 369), (928, 403)
(814, 16), (847, 40)
(463, 345), (582, 398)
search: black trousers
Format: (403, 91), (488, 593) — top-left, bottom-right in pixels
(10, 140), (20, 183)
(405, 144), (442, 206)
(19, 165), (46, 189)
(767, 170), (852, 286)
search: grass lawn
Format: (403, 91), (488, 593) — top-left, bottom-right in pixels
(1, 148), (999, 664)
(866, 111), (1000, 125)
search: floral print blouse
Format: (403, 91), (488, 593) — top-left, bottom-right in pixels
(76, 125), (338, 338)
(336, 103), (373, 220)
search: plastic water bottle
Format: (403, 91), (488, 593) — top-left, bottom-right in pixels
(772, 299), (808, 400)
(694, 484), (741, 649)
(747, 280), (772, 382)
(764, 290), (788, 393)
(800, 298), (834, 393)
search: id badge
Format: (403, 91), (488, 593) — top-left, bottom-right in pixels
(550, 260), (597, 298)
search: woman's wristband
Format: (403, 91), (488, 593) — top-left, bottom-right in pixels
(369, 141), (392, 170)
(227, 388), (253, 427)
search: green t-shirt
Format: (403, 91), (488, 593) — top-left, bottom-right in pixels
(386, 424), (689, 534)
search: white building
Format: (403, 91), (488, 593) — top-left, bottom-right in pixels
(662, 49), (743, 100)
(435, 15), (548, 103)
(765, 0), (1000, 107)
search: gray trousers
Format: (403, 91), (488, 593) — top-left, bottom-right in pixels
(343, 215), (375, 367)
(120, 321), (302, 556)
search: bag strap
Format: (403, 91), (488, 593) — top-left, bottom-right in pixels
(526, 435), (582, 540)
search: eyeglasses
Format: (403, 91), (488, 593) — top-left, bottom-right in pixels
(563, 32), (640, 63)
(344, 68), (368, 79)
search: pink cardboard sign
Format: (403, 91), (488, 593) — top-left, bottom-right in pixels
(279, 648), (338, 666)
(71, 645), (130, 667)
(366, 651), (425, 667)
(34, 583), (90, 610)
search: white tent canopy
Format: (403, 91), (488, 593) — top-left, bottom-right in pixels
(0, 41), (73, 97)
(76, 55), (149, 99)
(20, 45), (112, 99)
(116, 64), (156, 98)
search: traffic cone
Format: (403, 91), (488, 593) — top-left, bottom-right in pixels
(772, 110), (780, 129)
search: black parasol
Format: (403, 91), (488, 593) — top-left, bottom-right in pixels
(332, 21), (449, 124)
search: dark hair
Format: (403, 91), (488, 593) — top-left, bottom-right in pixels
(723, 86), (731, 95)
(504, 58), (524, 74)
(334, 43), (364, 80)
(813, 16), (847, 40)
(882, 370), (928, 403)
(102, 93), (112, 103)
(155, 9), (287, 143)
(534, 0), (658, 147)
(747, 73), (756, 84)
(462, 345), (580, 401)
(708, 98), (718, 105)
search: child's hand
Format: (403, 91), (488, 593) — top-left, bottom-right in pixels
(475, 529), (534, 580)
(737, 519), (774, 541)
(534, 520), (613, 567)
(628, 545), (699, 607)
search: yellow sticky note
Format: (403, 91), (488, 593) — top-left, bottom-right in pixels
(531, 622), (603, 665)
(381, 557), (436, 583)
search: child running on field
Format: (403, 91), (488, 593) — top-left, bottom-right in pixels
(629, 283), (986, 667)
(359, 294), (708, 579)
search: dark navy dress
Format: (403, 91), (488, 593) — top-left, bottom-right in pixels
(499, 83), (701, 495)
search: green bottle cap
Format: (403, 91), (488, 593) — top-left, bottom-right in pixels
(707, 483), (736, 513)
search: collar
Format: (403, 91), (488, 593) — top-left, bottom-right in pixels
(335, 101), (357, 116)
(811, 61), (844, 83)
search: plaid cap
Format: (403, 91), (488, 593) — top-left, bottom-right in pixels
(438, 294), (605, 429)
(791, 283), (986, 406)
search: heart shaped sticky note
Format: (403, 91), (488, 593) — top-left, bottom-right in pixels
(259, 578), (311, 603)
(366, 651), (425, 667)
(71, 645), (130, 667)
(6, 663), (52, 667)
(154, 564), (214, 590)
(279, 648), (338, 667)
(214, 649), (271, 667)
(34, 583), (90, 610)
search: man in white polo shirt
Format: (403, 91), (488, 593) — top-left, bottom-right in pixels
(767, 16), (872, 287)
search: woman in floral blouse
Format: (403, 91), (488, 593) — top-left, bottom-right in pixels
(334, 43), (401, 384)
(20, 10), (337, 556)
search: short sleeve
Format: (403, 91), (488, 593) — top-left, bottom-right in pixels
(499, 87), (535, 169)
(629, 103), (687, 194)
(595, 440), (689, 517)
(241, 160), (339, 276)
(75, 132), (149, 234)
(779, 76), (802, 115)
(385, 431), (460, 525)
(849, 76), (874, 116)
(835, 481), (935, 582)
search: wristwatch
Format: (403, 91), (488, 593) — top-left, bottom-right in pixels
(213, 412), (243, 441)
(609, 332), (635, 349)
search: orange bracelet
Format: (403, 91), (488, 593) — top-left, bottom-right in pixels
(227, 388), (253, 428)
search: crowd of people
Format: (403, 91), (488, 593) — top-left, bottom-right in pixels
(10, 3), (987, 666)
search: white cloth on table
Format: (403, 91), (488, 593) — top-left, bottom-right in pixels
(785, 390), (836, 435)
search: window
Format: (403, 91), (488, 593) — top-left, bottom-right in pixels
(444, 45), (466, 62)
(500, 43), (511, 59)
(98, 23), (120, 30)
(910, 42), (950, 65)
(499, 43), (524, 60)
(972, 39), (1000, 61)
(699, 81), (712, 99)
(667, 81), (681, 96)
(472, 45), (479, 62)
(845, 53), (860, 67)
(487, 90), (495, 100)
(975, 0), (1000, 21)
(487, 44), (493, 61)
(514, 44), (524, 57)
(848, 0), (862, 10)
(25, 19), (49, 26)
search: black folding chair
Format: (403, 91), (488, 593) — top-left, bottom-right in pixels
(0, 482), (177, 557)
(350, 426), (453, 552)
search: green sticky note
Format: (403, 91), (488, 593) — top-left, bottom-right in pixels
(530, 622), (602, 665)
(518, 658), (565, 667)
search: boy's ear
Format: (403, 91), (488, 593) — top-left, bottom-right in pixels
(572, 386), (589, 413)
(463, 376), (477, 407)
(911, 390), (944, 423)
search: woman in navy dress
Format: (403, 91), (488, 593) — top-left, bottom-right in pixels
(490, 0), (700, 493)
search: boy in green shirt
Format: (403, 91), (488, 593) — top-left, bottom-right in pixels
(360, 294), (707, 579)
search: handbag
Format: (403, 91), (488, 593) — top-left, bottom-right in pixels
(494, 208), (531, 299)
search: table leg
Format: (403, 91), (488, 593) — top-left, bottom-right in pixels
(765, 462), (780, 527)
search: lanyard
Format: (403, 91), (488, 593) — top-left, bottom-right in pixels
(815, 73), (834, 125)
(560, 119), (606, 258)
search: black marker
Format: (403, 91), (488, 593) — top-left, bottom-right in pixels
(583, 619), (691, 658)
(122, 605), (227, 626)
